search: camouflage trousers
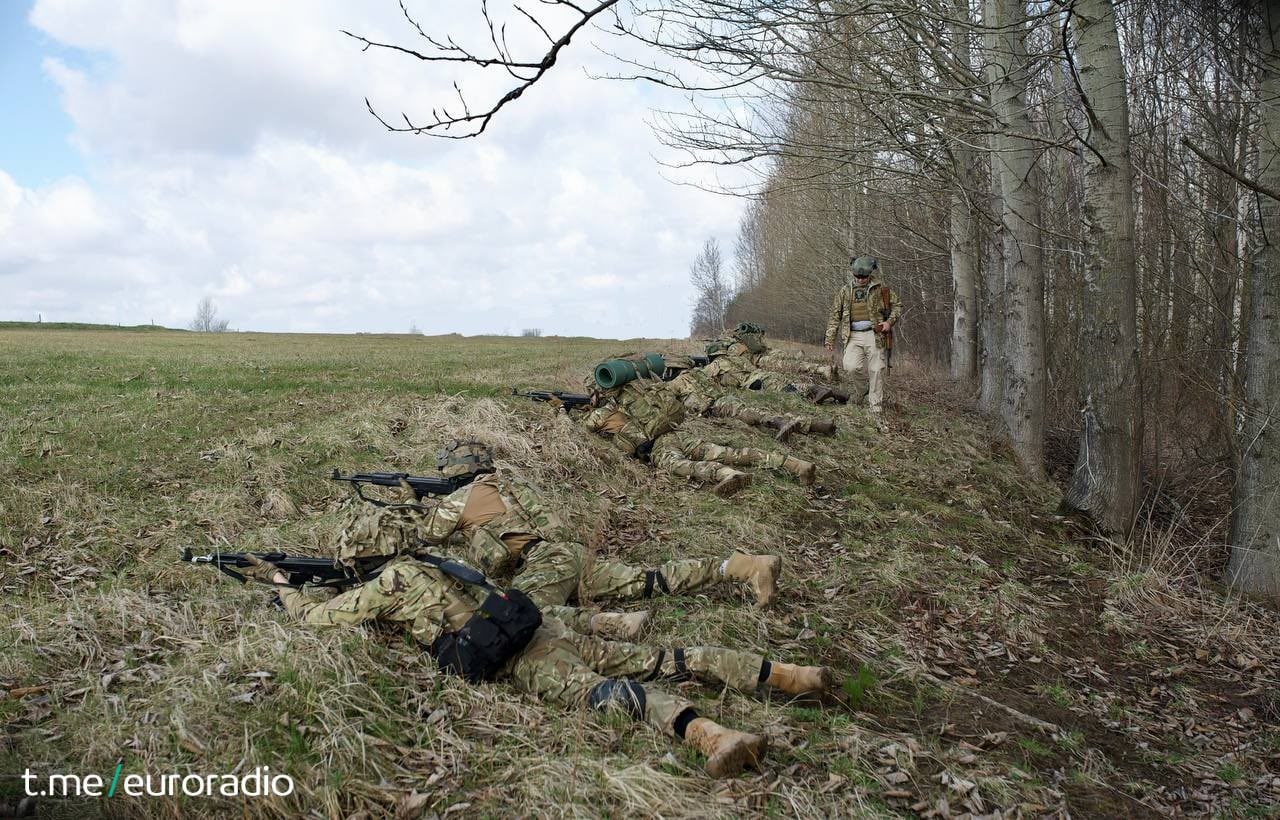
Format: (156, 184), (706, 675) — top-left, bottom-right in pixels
(511, 540), (722, 609)
(650, 431), (787, 483)
(708, 394), (820, 434)
(505, 616), (765, 735)
(756, 351), (833, 381)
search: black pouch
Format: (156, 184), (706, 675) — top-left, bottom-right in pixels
(430, 587), (542, 682)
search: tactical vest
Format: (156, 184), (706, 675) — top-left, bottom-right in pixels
(848, 284), (874, 325)
(466, 474), (570, 576)
(614, 379), (686, 440)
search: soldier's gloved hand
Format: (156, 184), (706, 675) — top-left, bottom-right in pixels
(243, 554), (288, 585)
(397, 478), (419, 504)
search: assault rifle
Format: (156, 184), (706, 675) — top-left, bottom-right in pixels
(181, 547), (359, 588)
(181, 547), (490, 590)
(691, 355), (710, 367)
(511, 388), (593, 411)
(330, 469), (472, 506)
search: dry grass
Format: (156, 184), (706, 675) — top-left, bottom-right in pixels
(2, 327), (1279, 818)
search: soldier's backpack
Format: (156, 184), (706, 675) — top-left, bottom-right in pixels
(616, 379), (687, 440)
(422, 553), (542, 683)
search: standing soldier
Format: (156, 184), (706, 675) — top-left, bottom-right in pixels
(825, 256), (902, 429)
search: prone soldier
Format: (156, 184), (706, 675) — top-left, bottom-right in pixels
(660, 354), (836, 441)
(240, 544), (833, 777)
(702, 347), (851, 406)
(579, 376), (817, 497)
(712, 322), (836, 382)
(349, 441), (786, 615)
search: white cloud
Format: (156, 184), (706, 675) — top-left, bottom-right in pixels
(2, 1), (748, 336)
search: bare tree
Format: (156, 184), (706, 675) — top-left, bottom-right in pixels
(689, 237), (731, 337)
(1227, 4), (1280, 601)
(986, 0), (1047, 479)
(1060, 0), (1142, 534)
(522, 328), (544, 337)
(190, 297), (230, 333)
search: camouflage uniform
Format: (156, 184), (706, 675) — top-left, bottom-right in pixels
(824, 260), (903, 414)
(582, 377), (815, 491)
(702, 354), (818, 396)
(663, 361), (828, 436)
(650, 430), (811, 486)
(275, 557), (768, 737)
(338, 474), (734, 614)
(712, 325), (834, 381)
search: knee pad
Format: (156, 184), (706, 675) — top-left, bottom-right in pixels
(587, 679), (647, 720)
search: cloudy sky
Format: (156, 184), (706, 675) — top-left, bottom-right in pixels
(0, 1), (748, 337)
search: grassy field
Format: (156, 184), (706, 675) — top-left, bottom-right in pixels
(2, 325), (1278, 818)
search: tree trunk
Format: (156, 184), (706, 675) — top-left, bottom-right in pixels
(950, 185), (980, 383)
(950, 0), (980, 384)
(978, 144), (1007, 417)
(1227, 3), (1280, 601)
(1060, 0), (1143, 535)
(986, 0), (1046, 477)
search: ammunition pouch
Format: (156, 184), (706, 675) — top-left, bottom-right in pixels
(429, 588), (542, 682)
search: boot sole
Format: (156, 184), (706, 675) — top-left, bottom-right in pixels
(705, 735), (768, 778)
(712, 474), (751, 497)
(754, 556), (783, 608)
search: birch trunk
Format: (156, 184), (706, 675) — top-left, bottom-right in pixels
(1227, 2), (1280, 601)
(1061, 0), (1143, 534)
(950, 0), (979, 384)
(978, 144), (1007, 417)
(986, 0), (1046, 477)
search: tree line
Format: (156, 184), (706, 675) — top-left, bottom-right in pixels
(350, 0), (1280, 601)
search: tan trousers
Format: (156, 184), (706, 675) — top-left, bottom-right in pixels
(842, 330), (885, 413)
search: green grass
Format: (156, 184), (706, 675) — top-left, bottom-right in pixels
(2, 327), (1273, 818)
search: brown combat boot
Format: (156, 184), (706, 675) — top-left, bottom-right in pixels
(765, 415), (801, 442)
(781, 456), (816, 486)
(724, 552), (782, 608)
(802, 384), (833, 404)
(683, 717), (768, 778)
(735, 408), (767, 426)
(766, 663), (834, 695)
(808, 418), (836, 435)
(588, 611), (651, 641)
(711, 468), (752, 498)
(829, 387), (850, 405)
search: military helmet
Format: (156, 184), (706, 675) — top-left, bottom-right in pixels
(436, 439), (496, 478)
(851, 256), (878, 277)
(705, 340), (730, 359)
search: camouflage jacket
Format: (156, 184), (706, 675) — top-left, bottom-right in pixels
(664, 368), (721, 415)
(333, 472), (573, 579)
(581, 377), (687, 456)
(824, 276), (903, 349)
(702, 354), (768, 391)
(278, 556), (481, 648)
(410, 472), (574, 577)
